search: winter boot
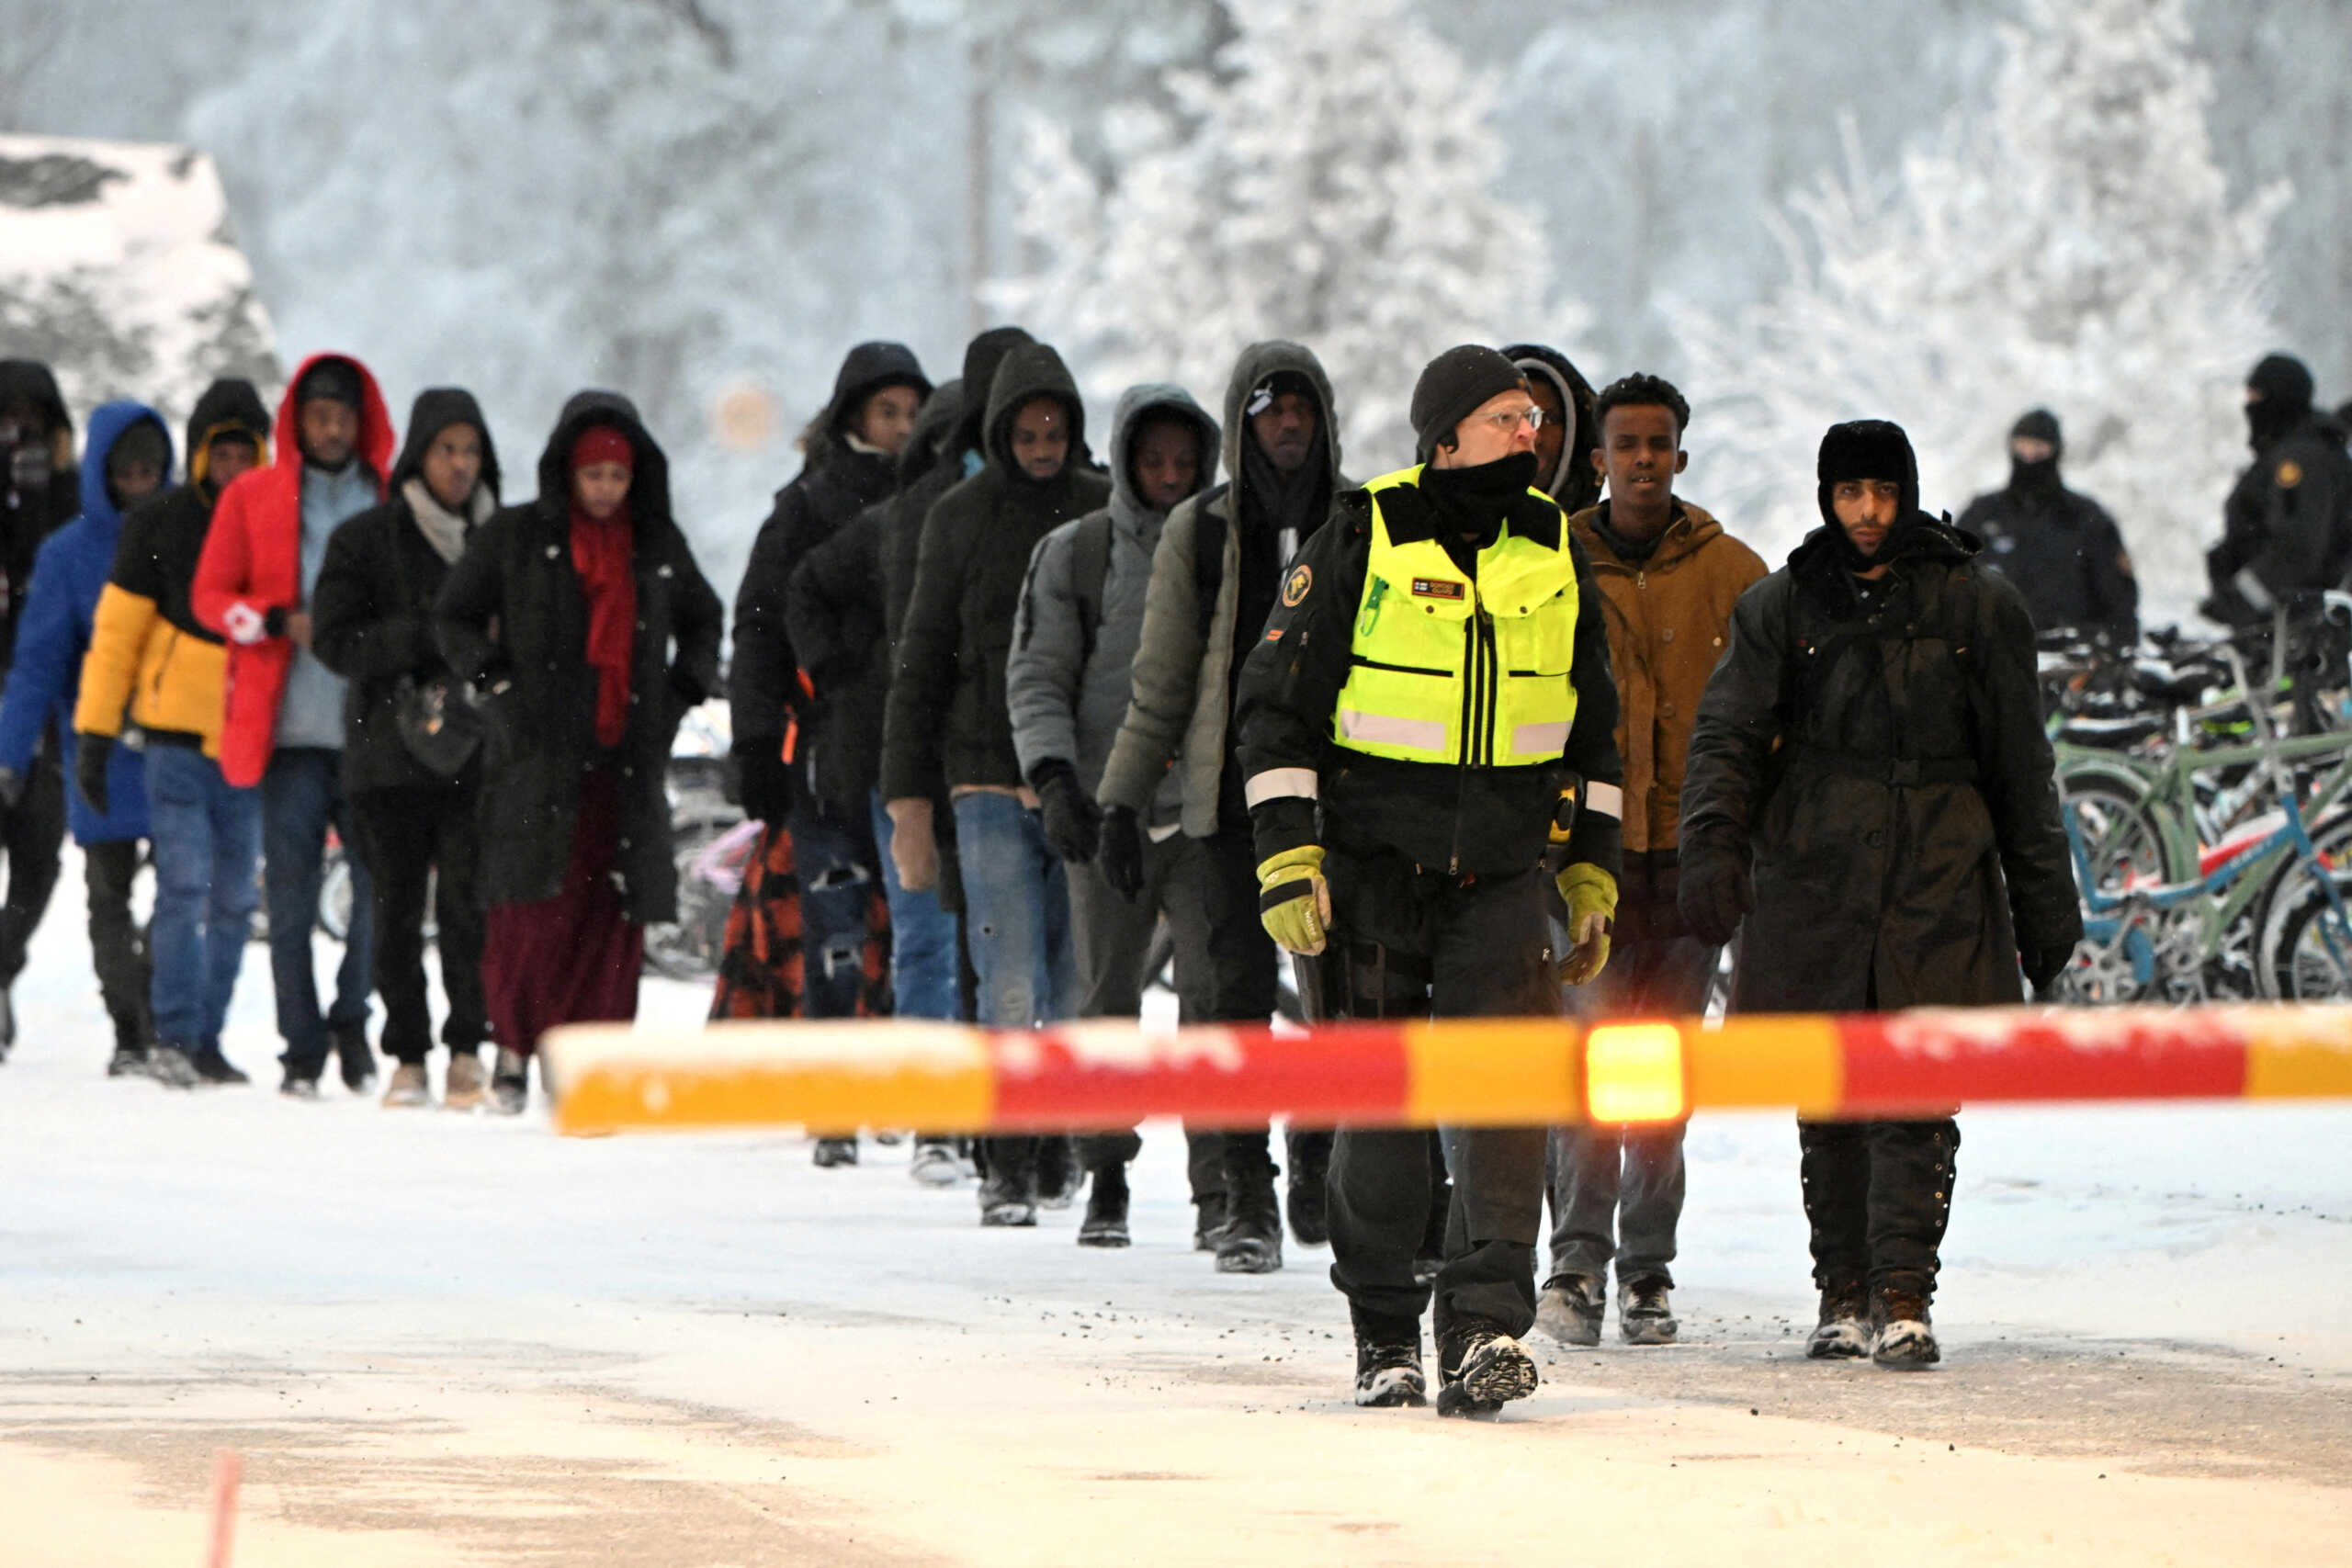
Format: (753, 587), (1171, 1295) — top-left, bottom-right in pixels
(278, 1067), (320, 1099)
(1353, 1328), (1429, 1408)
(189, 1042), (248, 1085)
(1806, 1277), (1871, 1360)
(978, 1168), (1038, 1227)
(1035, 1136), (1080, 1210)
(380, 1062), (432, 1108)
(148, 1042), (202, 1089)
(1535, 1273), (1605, 1348)
(443, 1052), (488, 1111)
(332, 1021), (376, 1093)
(910, 1139), (964, 1186)
(1077, 1162), (1132, 1247)
(1436, 1317), (1541, 1418)
(1618, 1275), (1679, 1346)
(1870, 1283), (1939, 1370)
(1285, 1131), (1331, 1247)
(107, 1043), (153, 1078)
(813, 1136), (859, 1168)
(1216, 1178), (1283, 1274)
(1192, 1191), (1228, 1252)
(490, 1047), (529, 1115)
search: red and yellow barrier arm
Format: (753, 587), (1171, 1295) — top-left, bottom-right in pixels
(541, 1005), (2352, 1138)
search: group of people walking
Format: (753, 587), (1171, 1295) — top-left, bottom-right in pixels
(8, 325), (2340, 1418)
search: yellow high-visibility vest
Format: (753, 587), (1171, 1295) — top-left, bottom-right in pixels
(1331, 467), (1580, 768)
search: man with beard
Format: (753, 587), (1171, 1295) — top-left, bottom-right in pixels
(1956, 409), (2135, 644)
(1236, 345), (1624, 1416)
(2203, 354), (2352, 626)
(1505, 343), (1602, 515)
(1679, 420), (2079, 1370)
(1092, 343), (1346, 1273)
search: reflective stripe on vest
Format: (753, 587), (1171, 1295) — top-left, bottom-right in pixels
(1329, 467), (1580, 768)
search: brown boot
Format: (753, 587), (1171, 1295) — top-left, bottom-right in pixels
(443, 1053), (489, 1112)
(380, 1062), (431, 1108)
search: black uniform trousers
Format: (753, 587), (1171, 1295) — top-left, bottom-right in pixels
(1321, 850), (1555, 1346)
(83, 838), (153, 1048)
(0, 749), (64, 987)
(1797, 1116), (1960, 1300)
(350, 781), (488, 1063)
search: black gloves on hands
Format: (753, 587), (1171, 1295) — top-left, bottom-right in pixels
(74, 735), (113, 817)
(1679, 849), (1753, 947)
(2021, 942), (2075, 995)
(1097, 805), (1145, 901)
(1033, 761), (1101, 864)
(735, 741), (794, 827)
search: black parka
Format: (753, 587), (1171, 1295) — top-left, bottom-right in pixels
(1956, 473), (2137, 643)
(313, 389), (503, 795)
(880, 343), (1109, 800)
(1679, 515), (2080, 1013)
(0, 359), (81, 670)
(2205, 413), (2352, 621)
(433, 392), (723, 922)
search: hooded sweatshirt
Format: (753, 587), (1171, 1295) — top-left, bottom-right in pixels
(880, 342), (1109, 800)
(1504, 342), (1603, 514)
(0, 400), (171, 843)
(1006, 382), (1220, 821)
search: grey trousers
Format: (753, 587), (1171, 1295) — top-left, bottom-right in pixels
(1546, 932), (1718, 1287)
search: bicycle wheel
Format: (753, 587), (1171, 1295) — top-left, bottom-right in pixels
(2058, 764), (2183, 897)
(2253, 813), (2352, 998)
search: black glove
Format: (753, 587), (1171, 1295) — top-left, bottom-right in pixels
(2021, 942), (2075, 994)
(1097, 804), (1145, 902)
(1678, 849), (1752, 947)
(735, 741), (794, 826)
(1032, 761), (1100, 864)
(74, 734), (112, 818)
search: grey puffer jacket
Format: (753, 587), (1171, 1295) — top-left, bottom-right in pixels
(1007, 383), (1218, 829)
(1095, 342), (1345, 837)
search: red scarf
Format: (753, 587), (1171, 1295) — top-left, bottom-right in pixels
(569, 505), (636, 748)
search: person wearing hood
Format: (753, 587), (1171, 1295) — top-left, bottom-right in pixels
(0, 359), (80, 1056)
(1006, 382), (1222, 1247)
(1504, 343), (1602, 515)
(1537, 374), (1765, 1353)
(1679, 419), (2080, 1372)
(193, 353), (394, 1097)
(1955, 409), (2136, 644)
(1093, 342), (1349, 1273)
(0, 400), (170, 1071)
(2204, 354), (2352, 626)
(788, 380), (970, 1185)
(881, 341), (1108, 1226)
(76, 378), (272, 1089)
(435, 392), (722, 1115)
(311, 389), (503, 1111)
(718, 344), (930, 1146)
(1235, 345), (1625, 1417)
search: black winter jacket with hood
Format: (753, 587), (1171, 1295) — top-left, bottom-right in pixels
(0, 359), (82, 668)
(730, 342), (930, 758)
(1679, 513), (2080, 1012)
(881, 343), (1109, 800)
(1504, 343), (1602, 515)
(885, 330), (1033, 643)
(434, 392), (724, 921)
(786, 380), (964, 822)
(312, 389), (503, 795)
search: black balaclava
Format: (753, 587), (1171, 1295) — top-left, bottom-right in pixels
(2246, 354), (2315, 454)
(1816, 419), (1921, 575)
(2006, 407), (2064, 502)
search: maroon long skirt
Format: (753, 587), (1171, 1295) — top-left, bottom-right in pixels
(482, 769), (643, 1055)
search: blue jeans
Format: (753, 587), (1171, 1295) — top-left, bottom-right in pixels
(791, 797), (878, 1021)
(872, 789), (961, 1021)
(951, 791), (1075, 1030)
(261, 746), (374, 1074)
(145, 745), (262, 1049)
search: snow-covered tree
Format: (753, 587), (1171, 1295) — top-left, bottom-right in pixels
(994, 0), (1575, 468)
(1679, 0), (2284, 622)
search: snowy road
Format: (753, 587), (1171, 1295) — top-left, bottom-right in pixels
(2, 855), (2347, 1564)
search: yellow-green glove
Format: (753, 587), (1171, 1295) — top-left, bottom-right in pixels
(1257, 845), (1332, 956)
(1556, 863), (1617, 986)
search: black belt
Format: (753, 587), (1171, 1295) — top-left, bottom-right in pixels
(1789, 743), (1978, 787)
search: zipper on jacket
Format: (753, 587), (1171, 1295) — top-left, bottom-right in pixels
(145, 628), (180, 706)
(1349, 654), (1452, 677)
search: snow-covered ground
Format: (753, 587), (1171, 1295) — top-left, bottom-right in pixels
(2, 849), (2346, 1564)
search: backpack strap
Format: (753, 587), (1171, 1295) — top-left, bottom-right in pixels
(1069, 513), (1114, 669)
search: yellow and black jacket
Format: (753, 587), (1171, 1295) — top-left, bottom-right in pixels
(1235, 465), (1623, 881)
(74, 379), (272, 755)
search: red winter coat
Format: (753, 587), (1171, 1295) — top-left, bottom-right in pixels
(192, 354), (395, 787)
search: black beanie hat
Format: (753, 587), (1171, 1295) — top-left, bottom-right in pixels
(296, 357), (365, 413)
(1816, 419), (1918, 527)
(2010, 407), (2062, 455)
(2247, 353), (2315, 415)
(1411, 344), (1529, 462)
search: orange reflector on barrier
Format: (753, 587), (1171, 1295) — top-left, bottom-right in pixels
(1585, 1021), (1687, 1123)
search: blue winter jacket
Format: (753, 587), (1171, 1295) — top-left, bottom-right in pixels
(0, 400), (165, 843)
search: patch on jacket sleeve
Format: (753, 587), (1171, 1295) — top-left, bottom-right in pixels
(2278, 459), (2303, 489)
(1282, 564), (1313, 607)
(1411, 577), (1464, 600)
(1263, 626), (1283, 641)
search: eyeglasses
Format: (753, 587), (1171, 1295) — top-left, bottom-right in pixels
(1479, 405), (1544, 433)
